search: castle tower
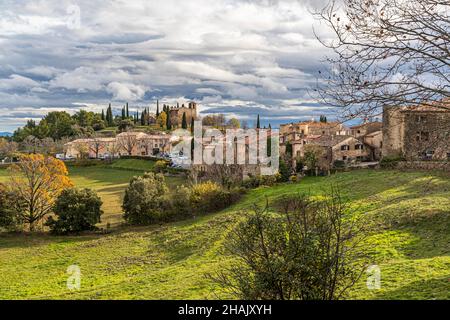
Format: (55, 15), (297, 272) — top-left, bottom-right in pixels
(382, 106), (405, 158)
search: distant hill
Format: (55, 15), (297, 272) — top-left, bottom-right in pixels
(0, 132), (12, 137)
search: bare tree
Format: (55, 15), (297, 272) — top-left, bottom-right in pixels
(117, 132), (138, 156)
(0, 139), (18, 162)
(108, 139), (121, 160)
(39, 137), (56, 155)
(89, 134), (105, 159)
(211, 188), (368, 300)
(21, 135), (41, 154)
(314, 0), (450, 120)
(202, 164), (245, 189)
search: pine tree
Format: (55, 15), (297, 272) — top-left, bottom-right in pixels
(256, 114), (260, 129)
(181, 112), (187, 129)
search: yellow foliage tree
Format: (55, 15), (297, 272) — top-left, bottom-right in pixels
(8, 153), (73, 231)
(157, 112), (167, 129)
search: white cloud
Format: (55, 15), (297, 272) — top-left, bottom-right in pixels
(106, 82), (148, 101)
(0, 74), (40, 90)
(0, 0), (337, 131)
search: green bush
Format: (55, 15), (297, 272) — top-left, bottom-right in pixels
(333, 160), (346, 168)
(153, 160), (168, 173)
(171, 185), (192, 218)
(123, 175), (242, 225)
(278, 157), (291, 182)
(122, 172), (169, 224)
(242, 175), (278, 189)
(46, 188), (103, 234)
(380, 156), (405, 169)
(190, 181), (242, 214)
(0, 184), (23, 231)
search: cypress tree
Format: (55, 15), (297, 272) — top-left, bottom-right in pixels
(166, 112), (172, 130)
(181, 112), (187, 129)
(256, 114), (260, 129)
(190, 116), (194, 134)
(268, 123), (272, 129)
(106, 104), (113, 127)
(141, 111), (145, 126)
(126, 103), (129, 118)
(101, 109), (105, 121)
(121, 107), (125, 120)
(156, 100), (160, 117)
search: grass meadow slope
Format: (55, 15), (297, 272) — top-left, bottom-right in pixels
(0, 165), (449, 299)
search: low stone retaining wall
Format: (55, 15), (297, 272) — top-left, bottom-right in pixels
(395, 161), (450, 171)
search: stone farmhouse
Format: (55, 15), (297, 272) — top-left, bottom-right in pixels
(350, 122), (383, 160)
(279, 120), (376, 170)
(64, 131), (171, 159)
(167, 102), (198, 128)
(382, 102), (450, 161)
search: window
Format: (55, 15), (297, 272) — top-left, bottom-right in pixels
(355, 144), (364, 150)
(416, 131), (430, 141)
(416, 115), (427, 123)
(342, 156), (347, 160)
(421, 131), (429, 141)
(447, 152), (450, 160)
(357, 130), (361, 134)
(341, 145), (350, 151)
(322, 131), (325, 134)
(420, 150), (434, 160)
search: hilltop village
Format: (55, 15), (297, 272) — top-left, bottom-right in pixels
(59, 100), (450, 173)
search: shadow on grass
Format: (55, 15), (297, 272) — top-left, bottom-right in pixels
(375, 275), (450, 300)
(394, 210), (450, 260)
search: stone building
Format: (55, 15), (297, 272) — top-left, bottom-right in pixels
(350, 122), (383, 160)
(382, 102), (450, 161)
(64, 131), (171, 159)
(168, 102), (198, 128)
(362, 130), (383, 160)
(279, 119), (373, 169)
(280, 121), (348, 143)
(350, 121), (382, 138)
(286, 135), (371, 169)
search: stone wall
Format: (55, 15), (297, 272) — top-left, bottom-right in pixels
(395, 161), (450, 171)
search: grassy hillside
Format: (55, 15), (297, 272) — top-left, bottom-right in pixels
(0, 169), (448, 299)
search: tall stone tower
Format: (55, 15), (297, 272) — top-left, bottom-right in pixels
(382, 106), (405, 158)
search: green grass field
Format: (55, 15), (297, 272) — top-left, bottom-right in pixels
(0, 168), (449, 299)
(0, 159), (185, 227)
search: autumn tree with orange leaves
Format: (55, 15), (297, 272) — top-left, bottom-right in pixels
(8, 154), (73, 231)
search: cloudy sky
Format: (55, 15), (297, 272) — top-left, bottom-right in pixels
(0, 0), (335, 132)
